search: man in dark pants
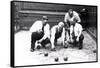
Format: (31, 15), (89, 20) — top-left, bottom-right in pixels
(69, 18), (84, 49)
(72, 34), (84, 49)
(30, 16), (50, 52)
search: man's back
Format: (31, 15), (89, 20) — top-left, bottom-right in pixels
(30, 20), (43, 32)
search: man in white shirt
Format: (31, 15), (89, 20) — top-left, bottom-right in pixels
(64, 9), (82, 44)
(30, 16), (50, 52)
(50, 22), (66, 51)
(69, 18), (84, 49)
(64, 9), (81, 34)
(64, 9), (81, 27)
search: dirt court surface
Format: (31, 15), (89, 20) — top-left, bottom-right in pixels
(15, 31), (97, 66)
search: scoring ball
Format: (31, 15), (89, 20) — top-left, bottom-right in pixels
(63, 57), (68, 61)
(44, 53), (48, 57)
(54, 57), (59, 62)
(37, 45), (41, 49)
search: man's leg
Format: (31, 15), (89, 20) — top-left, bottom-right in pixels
(72, 36), (77, 47)
(30, 32), (36, 52)
(78, 34), (84, 49)
(41, 38), (51, 48)
(34, 32), (44, 49)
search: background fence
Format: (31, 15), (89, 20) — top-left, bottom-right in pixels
(11, 1), (97, 40)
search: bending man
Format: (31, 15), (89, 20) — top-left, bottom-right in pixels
(50, 22), (66, 51)
(30, 16), (50, 52)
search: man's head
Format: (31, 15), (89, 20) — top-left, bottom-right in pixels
(68, 9), (73, 17)
(42, 16), (48, 25)
(58, 22), (64, 29)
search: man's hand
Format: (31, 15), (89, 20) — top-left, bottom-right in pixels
(38, 40), (42, 43)
(70, 21), (75, 25)
(37, 29), (42, 33)
(62, 41), (65, 46)
(76, 37), (79, 42)
(70, 38), (74, 43)
(35, 41), (42, 49)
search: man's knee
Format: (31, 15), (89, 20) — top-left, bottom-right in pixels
(79, 34), (84, 41)
(41, 38), (50, 46)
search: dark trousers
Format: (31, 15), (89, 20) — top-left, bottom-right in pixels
(31, 32), (44, 49)
(73, 34), (84, 49)
(31, 32), (50, 49)
(41, 38), (51, 48)
(54, 32), (62, 45)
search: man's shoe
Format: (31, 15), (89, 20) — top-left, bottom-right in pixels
(30, 48), (35, 52)
(51, 48), (56, 51)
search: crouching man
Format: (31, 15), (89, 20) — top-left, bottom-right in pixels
(64, 9), (81, 42)
(50, 22), (66, 51)
(30, 16), (50, 52)
(69, 18), (84, 49)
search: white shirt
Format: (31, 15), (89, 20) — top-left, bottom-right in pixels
(50, 25), (65, 49)
(70, 23), (83, 37)
(30, 20), (50, 39)
(30, 21), (43, 32)
(64, 11), (81, 23)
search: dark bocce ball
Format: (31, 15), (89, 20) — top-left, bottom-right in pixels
(55, 57), (59, 62)
(64, 57), (68, 61)
(44, 53), (48, 57)
(37, 45), (41, 49)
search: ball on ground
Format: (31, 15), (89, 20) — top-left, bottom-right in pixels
(44, 53), (48, 57)
(55, 57), (59, 62)
(36, 43), (41, 49)
(93, 50), (97, 53)
(37, 45), (41, 49)
(63, 57), (68, 61)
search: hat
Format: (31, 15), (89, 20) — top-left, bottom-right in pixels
(43, 16), (48, 20)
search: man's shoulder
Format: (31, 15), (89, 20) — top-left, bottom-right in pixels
(45, 23), (50, 28)
(73, 11), (79, 15)
(46, 23), (50, 26)
(76, 23), (82, 27)
(33, 20), (43, 26)
(51, 25), (58, 30)
(35, 20), (42, 23)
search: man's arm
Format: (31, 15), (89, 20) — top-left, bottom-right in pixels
(64, 13), (70, 29)
(76, 24), (83, 41)
(61, 28), (65, 46)
(74, 11), (81, 23)
(50, 27), (56, 49)
(64, 13), (68, 23)
(76, 14), (81, 23)
(69, 25), (74, 42)
(38, 24), (50, 42)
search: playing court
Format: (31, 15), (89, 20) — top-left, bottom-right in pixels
(15, 30), (97, 66)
